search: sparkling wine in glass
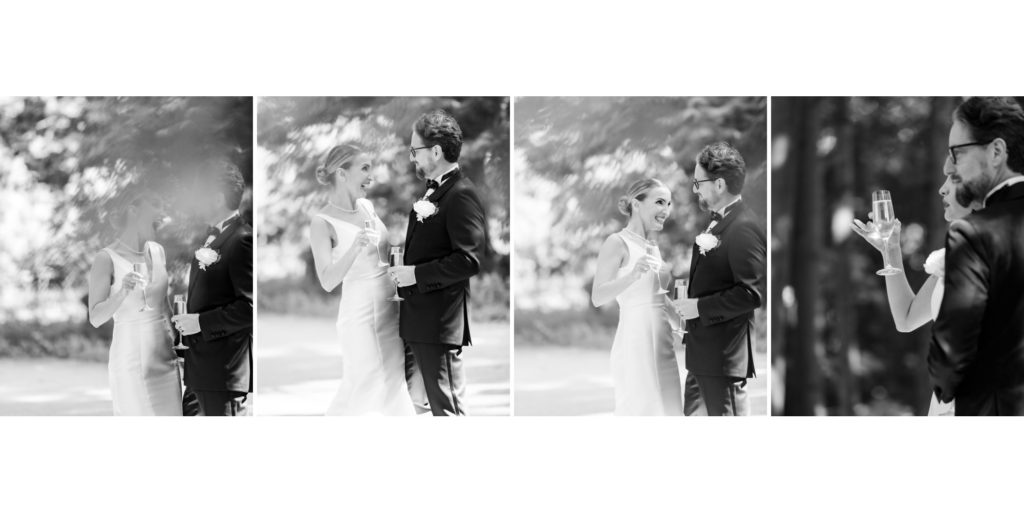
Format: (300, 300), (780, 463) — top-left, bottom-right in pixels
(365, 219), (386, 267)
(133, 262), (155, 312)
(172, 294), (189, 350)
(388, 246), (404, 302)
(645, 240), (669, 295)
(673, 278), (689, 338)
(872, 190), (901, 276)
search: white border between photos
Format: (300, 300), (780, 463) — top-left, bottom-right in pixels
(2, 1), (1021, 510)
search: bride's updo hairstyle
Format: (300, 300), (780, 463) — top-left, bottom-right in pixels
(617, 178), (667, 217)
(315, 143), (364, 186)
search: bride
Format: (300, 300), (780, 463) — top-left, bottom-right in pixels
(88, 196), (182, 416)
(852, 165), (975, 416)
(309, 143), (416, 415)
(592, 178), (684, 415)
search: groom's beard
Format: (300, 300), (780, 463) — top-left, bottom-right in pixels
(411, 161), (426, 181)
(698, 198), (710, 212)
(957, 173), (993, 207)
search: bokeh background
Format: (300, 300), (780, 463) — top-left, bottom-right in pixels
(770, 97), (1013, 416)
(514, 97), (768, 415)
(0, 96), (253, 414)
(256, 97), (510, 415)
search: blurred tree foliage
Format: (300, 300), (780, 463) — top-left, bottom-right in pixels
(773, 97), (967, 416)
(256, 97), (509, 317)
(515, 97), (767, 348)
(0, 96), (252, 355)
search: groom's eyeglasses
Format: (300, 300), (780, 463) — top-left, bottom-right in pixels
(692, 178), (717, 192)
(948, 140), (994, 165)
(409, 146), (432, 158)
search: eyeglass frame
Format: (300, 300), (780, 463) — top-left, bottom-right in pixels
(692, 177), (719, 192)
(948, 139), (994, 165)
(409, 145), (435, 158)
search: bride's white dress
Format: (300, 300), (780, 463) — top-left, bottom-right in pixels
(319, 199), (414, 416)
(928, 276), (955, 416)
(105, 242), (182, 416)
(609, 231), (684, 416)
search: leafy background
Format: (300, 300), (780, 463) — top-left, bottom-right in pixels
(0, 96), (253, 359)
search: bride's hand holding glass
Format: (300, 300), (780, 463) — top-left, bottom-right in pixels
(851, 212), (902, 255)
(121, 271), (145, 291)
(630, 253), (659, 280)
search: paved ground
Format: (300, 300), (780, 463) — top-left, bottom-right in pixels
(256, 314), (510, 416)
(0, 358), (118, 415)
(515, 346), (768, 416)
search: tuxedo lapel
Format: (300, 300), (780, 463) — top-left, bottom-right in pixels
(407, 171), (462, 246)
(187, 218), (242, 302)
(690, 201), (748, 280)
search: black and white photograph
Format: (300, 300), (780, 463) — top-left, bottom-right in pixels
(773, 96), (1024, 416)
(256, 97), (510, 416)
(0, 96), (254, 416)
(514, 97), (768, 416)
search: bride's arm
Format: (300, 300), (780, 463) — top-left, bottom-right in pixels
(852, 219), (934, 332)
(87, 252), (130, 327)
(591, 235), (645, 308)
(309, 217), (369, 292)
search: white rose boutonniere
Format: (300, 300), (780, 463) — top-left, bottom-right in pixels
(195, 247), (221, 271)
(924, 248), (945, 278)
(413, 200), (438, 223)
(695, 233), (720, 256)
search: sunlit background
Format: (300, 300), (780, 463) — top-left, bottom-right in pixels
(513, 97), (768, 415)
(0, 96), (253, 414)
(255, 97), (510, 415)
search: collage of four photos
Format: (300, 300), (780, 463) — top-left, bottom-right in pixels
(1, 95), (1020, 416)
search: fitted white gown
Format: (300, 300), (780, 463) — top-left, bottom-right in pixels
(105, 243), (182, 416)
(319, 199), (415, 416)
(609, 231), (684, 416)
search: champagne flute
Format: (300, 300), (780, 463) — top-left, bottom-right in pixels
(365, 219), (387, 267)
(872, 190), (901, 276)
(645, 240), (669, 295)
(173, 294), (189, 350)
(388, 246), (405, 302)
(672, 278), (689, 338)
(132, 262), (155, 312)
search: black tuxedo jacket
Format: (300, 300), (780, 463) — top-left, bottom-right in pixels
(930, 181), (1024, 415)
(182, 216), (254, 393)
(685, 200), (766, 379)
(399, 170), (487, 347)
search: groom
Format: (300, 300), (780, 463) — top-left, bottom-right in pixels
(930, 97), (1024, 415)
(171, 158), (253, 416)
(673, 142), (766, 416)
(389, 109), (487, 416)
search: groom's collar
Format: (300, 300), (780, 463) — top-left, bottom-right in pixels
(431, 164), (460, 187)
(214, 211), (240, 232)
(715, 196), (743, 217)
(983, 176), (1024, 207)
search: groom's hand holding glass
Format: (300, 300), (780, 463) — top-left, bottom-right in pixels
(390, 265), (417, 287)
(171, 314), (201, 336)
(673, 298), (700, 320)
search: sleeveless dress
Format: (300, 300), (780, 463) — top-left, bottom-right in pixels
(609, 231), (684, 415)
(105, 243), (182, 416)
(318, 199), (415, 416)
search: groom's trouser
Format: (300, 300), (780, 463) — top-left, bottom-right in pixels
(407, 342), (466, 416)
(404, 343), (431, 414)
(195, 390), (249, 416)
(683, 373), (704, 416)
(691, 374), (749, 416)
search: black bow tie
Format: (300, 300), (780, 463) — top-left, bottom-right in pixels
(709, 211), (724, 222)
(207, 226), (221, 238)
(425, 179), (440, 191)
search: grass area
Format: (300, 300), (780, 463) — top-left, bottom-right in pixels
(258, 272), (510, 321)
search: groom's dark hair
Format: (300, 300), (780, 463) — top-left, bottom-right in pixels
(696, 141), (746, 195)
(210, 157), (246, 210)
(954, 97), (1024, 174)
(414, 109), (463, 163)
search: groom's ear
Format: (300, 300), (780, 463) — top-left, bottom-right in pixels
(990, 137), (1008, 168)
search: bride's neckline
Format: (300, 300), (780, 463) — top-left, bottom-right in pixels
(620, 228), (651, 244)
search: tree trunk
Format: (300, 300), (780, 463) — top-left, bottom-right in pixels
(784, 98), (824, 415)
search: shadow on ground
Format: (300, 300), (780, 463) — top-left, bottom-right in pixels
(256, 314), (510, 416)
